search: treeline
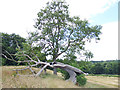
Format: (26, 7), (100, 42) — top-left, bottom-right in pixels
(1, 32), (120, 75)
(57, 59), (120, 75)
(90, 60), (119, 74)
(1, 33), (26, 65)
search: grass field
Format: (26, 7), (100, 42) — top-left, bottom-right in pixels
(85, 76), (119, 88)
(1, 66), (119, 88)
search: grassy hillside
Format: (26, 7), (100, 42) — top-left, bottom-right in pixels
(2, 66), (79, 88)
(1, 66), (119, 88)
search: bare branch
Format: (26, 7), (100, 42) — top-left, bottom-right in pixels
(30, 63), (38, 67)
(18, 75), (35, 77)
(2, 53), (18, 63)
(2, 50), (38, 64)
(57, 30), (73, 57)
(4, 50), (14, 60)
(36, 64), (49, 76)
(22, 53), (37, 64)
(28, 67), (36, 75)
(13, 67), (30, 71)
(57, 39), (70, 57)
(15, 40), (20, 49)
(17, 60), (33, 63)
(31, 52), (41, 62)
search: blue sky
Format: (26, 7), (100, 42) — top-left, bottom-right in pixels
(84, 1), (118, 61)
(0, 0), (119, 61)
(90, 3), (118, 25)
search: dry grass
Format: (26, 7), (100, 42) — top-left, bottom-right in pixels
(1, 66), (119, 88)
(85, 76), (119, 88)
(2, 66), (79, 88)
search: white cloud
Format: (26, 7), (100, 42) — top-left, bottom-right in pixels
(85, 21), (118, 61)
(66, 0), (118, 20)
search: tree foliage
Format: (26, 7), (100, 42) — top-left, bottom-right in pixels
(15, 42), (47, 66)
(29, 0), (102, 65)
(1, 33), (26, 65)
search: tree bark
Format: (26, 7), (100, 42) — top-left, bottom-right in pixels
(64, 68), (77, 84)
(53, 67), (57, 75)
(53, 58), (57, 75)
(36, 64), (48, 76)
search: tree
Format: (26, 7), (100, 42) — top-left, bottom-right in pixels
(1, 33), (26, 65)
(90, 63), (104, 74)
(29, 0), (102, 74)
(1, 0), (102, 85)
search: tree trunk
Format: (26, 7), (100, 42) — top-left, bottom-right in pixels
(64, 68), (76, 84)
(53, 67), (57, 75)
(44, 68), (46, 74)
(53, 58), (57, 75)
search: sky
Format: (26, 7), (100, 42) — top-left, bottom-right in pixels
(0, 0), (119, 61)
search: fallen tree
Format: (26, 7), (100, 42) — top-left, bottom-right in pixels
(2, 51), (88, 84)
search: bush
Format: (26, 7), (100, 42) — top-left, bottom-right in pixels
(76, 74), (87, 86)
(59, 69), (70, 80)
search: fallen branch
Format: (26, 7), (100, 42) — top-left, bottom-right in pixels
(2, 51), (88, 84)
(36, 64), (49, 76)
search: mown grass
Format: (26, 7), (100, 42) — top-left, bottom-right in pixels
(85, 76), (119, 88)
(1, 66), (119, 88)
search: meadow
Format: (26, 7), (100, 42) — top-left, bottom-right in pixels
(1, 66), (119, 88)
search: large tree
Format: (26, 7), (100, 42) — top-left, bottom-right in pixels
(29, 0), (102, 74)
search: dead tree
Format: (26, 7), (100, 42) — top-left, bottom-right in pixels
(2, 52), (88, 84)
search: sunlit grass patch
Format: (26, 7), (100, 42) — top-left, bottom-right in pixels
(2, 66), (79, 88)
(85, 76), (118, 88)
(2, 66), (119, 88)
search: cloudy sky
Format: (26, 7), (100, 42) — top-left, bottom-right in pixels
(0, 0), (118, 61)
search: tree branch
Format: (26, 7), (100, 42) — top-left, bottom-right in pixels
(57, 30), (73, 57)
(2, 53), (18, 63)
(22, 53), (37, 64)
(31, 52), (41, 62)
(35, 64), (49, 76)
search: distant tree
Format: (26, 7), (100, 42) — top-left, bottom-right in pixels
(91, 63), (104, 74)
(29, 0), (102, 74)
(1, 33), (26, 65)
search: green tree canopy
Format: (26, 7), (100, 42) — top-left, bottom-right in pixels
(28, 0), (102, 74)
